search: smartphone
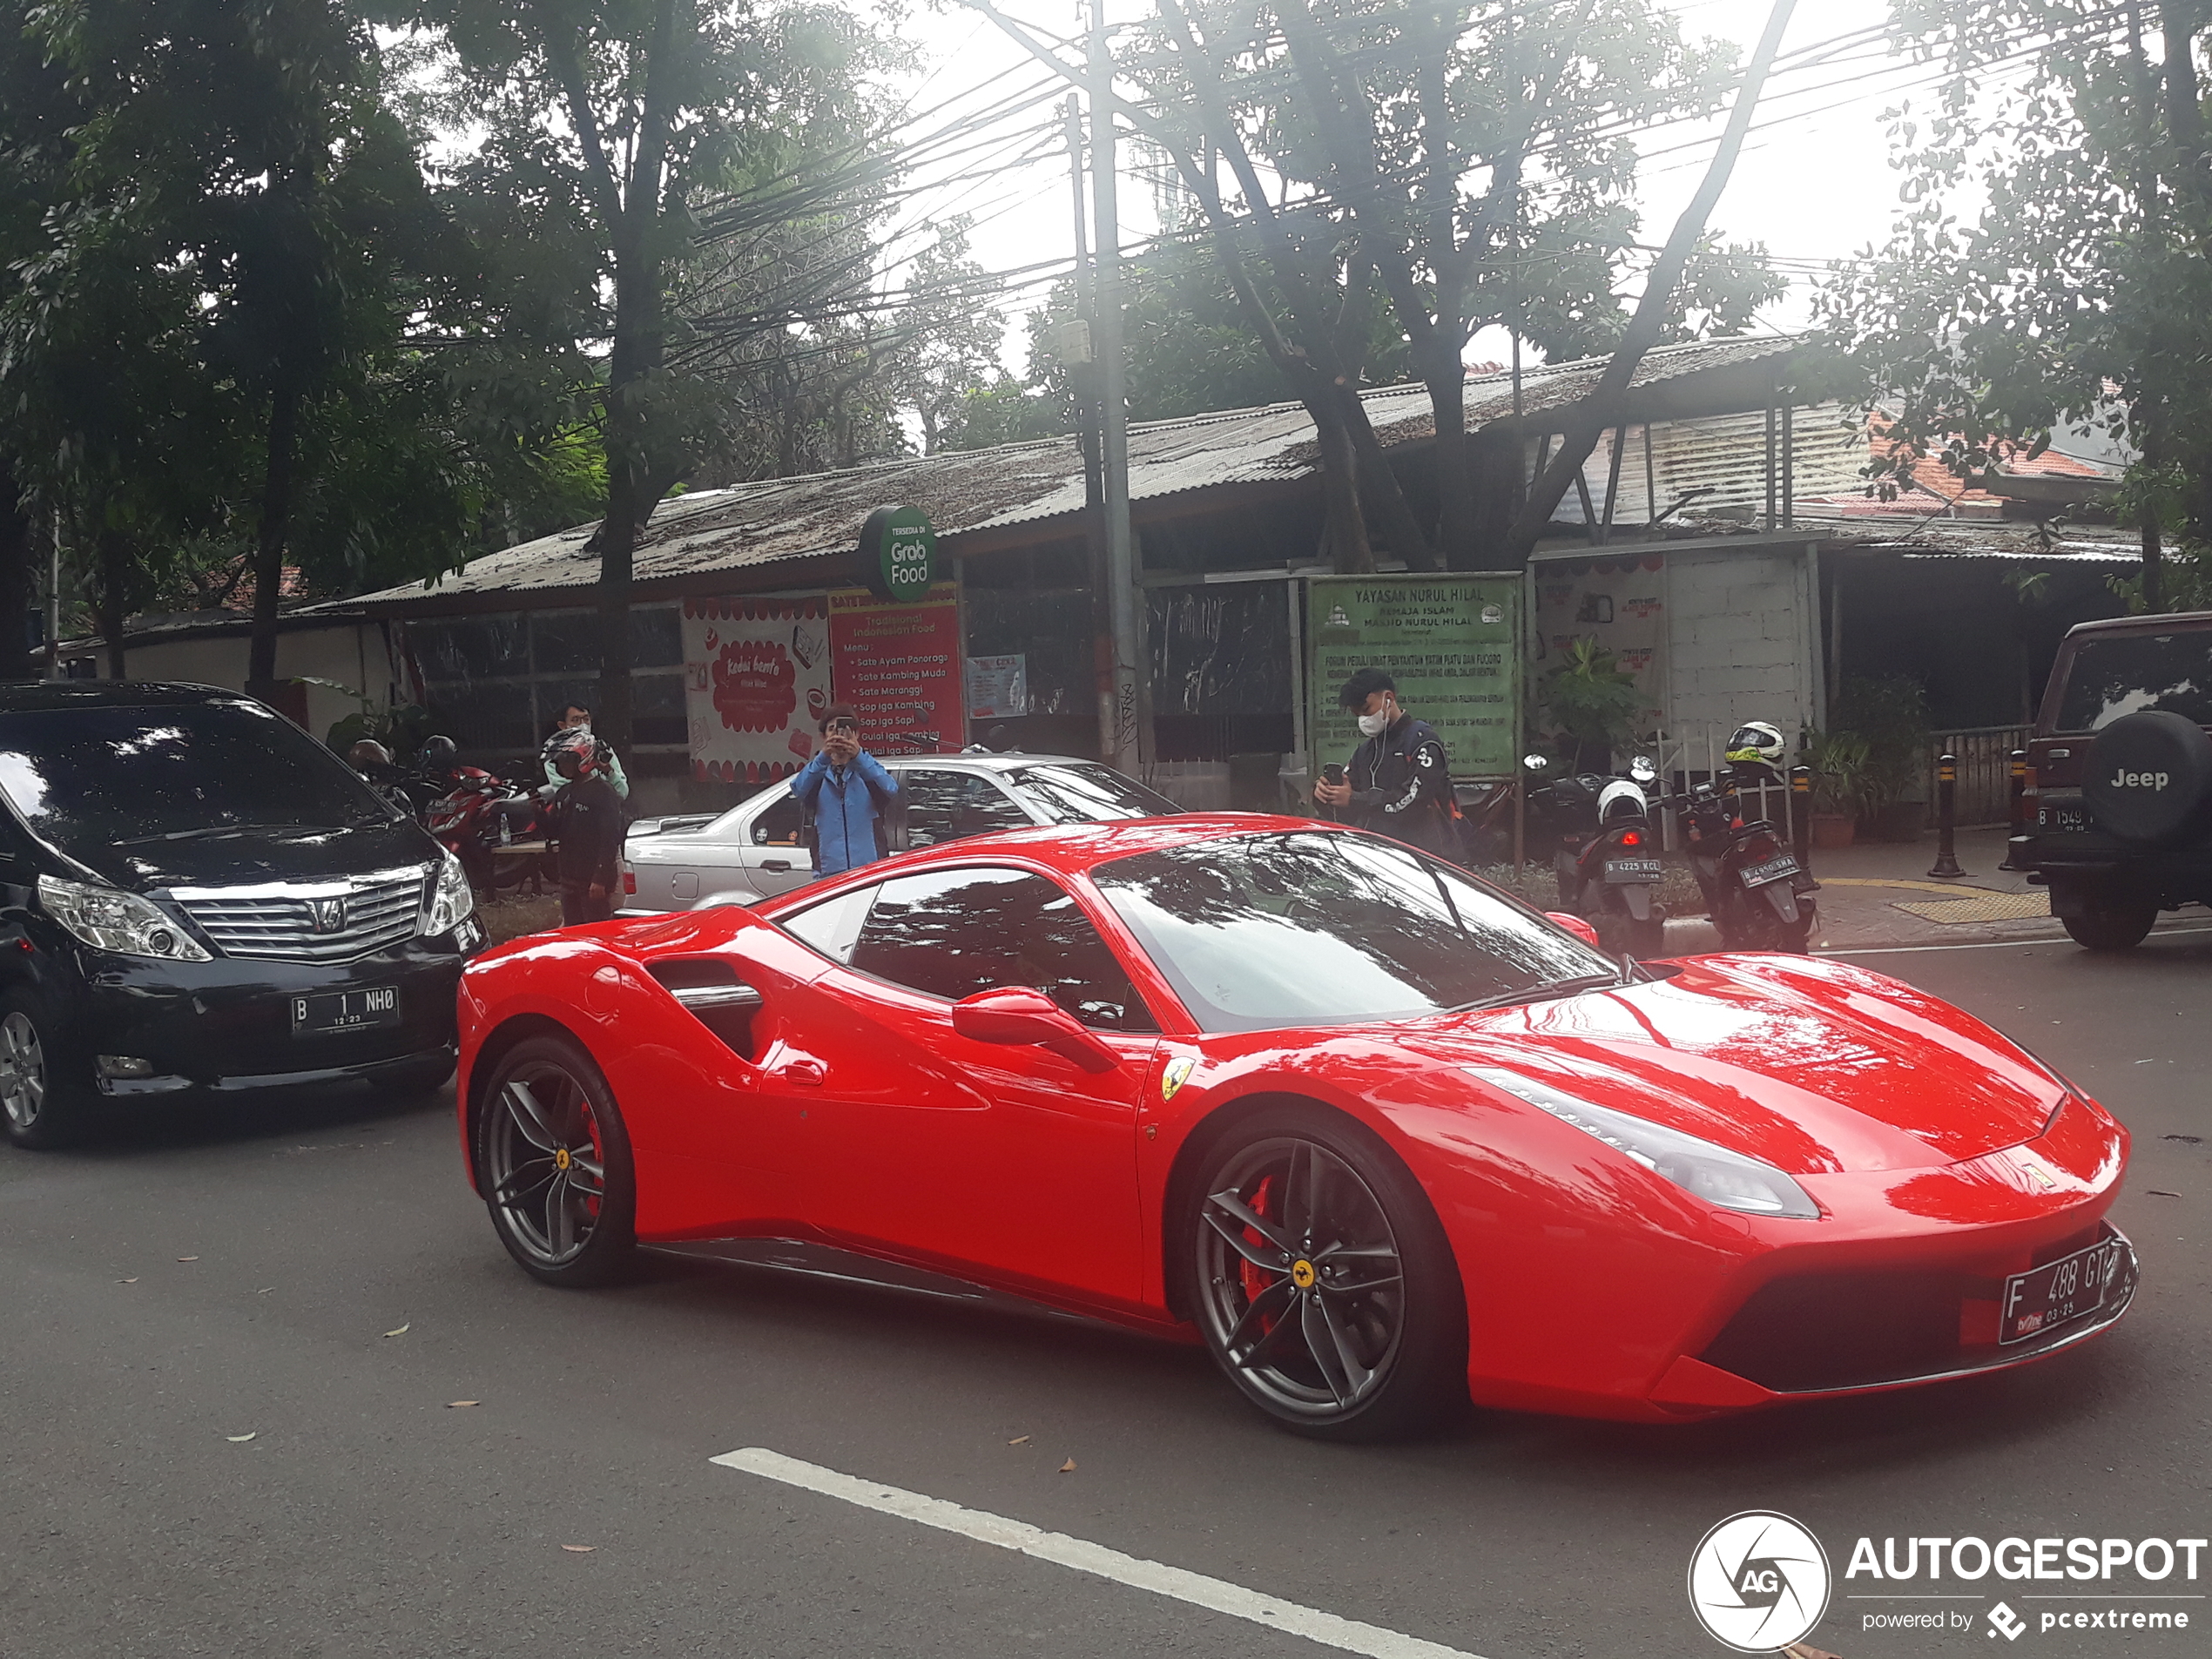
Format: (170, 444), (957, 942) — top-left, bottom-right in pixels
(1322, 764), (1345, 785)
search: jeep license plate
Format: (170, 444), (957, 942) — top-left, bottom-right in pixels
(1604, 858), (1663, 882)
(1741, 853), (1801, 887)
(2040, 804), (2092, 833)
(292, 986), (401, 1035)
(2000, 1234), (2129, 1344)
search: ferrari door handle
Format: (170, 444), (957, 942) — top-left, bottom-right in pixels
(761, 859), (792, 872)
(781, 1059), (826, 1086)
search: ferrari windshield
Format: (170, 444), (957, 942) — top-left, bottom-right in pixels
(1090, 830), (1615, 1032)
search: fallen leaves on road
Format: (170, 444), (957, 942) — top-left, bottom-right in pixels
(256, 1287), (273, 1295)
(1007, 1435), (1029, 1445)
(561, 1545), (596, 1554)
(1059, 1458), (1076, 1474)
(118, 1278), (138, 1285)
(383, 1324), (410, 1338)
(448, 1400), (479, 1409)
(2168, 1134), (2204, 1145)
(1783, 1645), (1839, 1659)
(226, 1433), (257, 1443)
(2148, 1189), (2181, 1197)
(176, 1256), (199, 1263)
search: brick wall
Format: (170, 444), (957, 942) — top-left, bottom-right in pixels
(1663, 547), (1820, 745)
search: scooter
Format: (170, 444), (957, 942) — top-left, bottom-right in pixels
(427, 765), (549, 895)
(1523, 753), (1667, 957)
(1668, 767), (1818, 952)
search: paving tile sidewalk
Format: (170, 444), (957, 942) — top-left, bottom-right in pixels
(1660, 824), (2071, 954)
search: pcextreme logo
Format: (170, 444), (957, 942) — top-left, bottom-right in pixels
(1688, 1510), (1833, 1653)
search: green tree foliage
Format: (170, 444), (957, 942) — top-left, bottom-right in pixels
(1817, 0), (2212, 610)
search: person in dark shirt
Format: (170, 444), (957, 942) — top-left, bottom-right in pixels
(1311, 666), (1461, 860)
(547, 733), (624, 925)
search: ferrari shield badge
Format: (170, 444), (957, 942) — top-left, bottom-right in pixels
(1160, 1055), (1197, 1103)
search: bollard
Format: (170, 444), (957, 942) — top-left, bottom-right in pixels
(1928, 752), (1966, 878)
(1790, 764), (1812, 875)
(1997, 748), (2027, 871)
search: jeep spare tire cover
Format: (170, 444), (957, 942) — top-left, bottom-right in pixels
(2084, 709), (2212, 842)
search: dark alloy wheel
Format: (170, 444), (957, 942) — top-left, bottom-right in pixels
(1186, 1109), (1466, 1440)
(478, 1035), (637, 1286)
(0, 995), (84, 1151)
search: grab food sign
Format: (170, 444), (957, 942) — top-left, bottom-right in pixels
(857, 504), (937, 602)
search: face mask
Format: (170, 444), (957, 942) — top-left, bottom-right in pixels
(1357, 705), (1392, 738)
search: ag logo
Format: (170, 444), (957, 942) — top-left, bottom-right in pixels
(1687, 1510), (1831, 1653)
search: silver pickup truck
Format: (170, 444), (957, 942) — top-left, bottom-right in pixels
(617, 752), (1180, 914)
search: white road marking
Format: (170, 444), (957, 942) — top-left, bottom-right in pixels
(1822, 926), (2212, 958)
(710, 1447), (1484, 1659)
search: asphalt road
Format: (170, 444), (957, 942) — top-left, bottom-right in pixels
(3, 927), (2208, 1659)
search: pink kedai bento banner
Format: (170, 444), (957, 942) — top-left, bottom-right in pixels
(682, 596), (833, 785)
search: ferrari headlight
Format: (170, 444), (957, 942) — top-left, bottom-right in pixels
(1467, 1067), (1820, 1220)
(420, 850), (475, 937)
(37, 875), (211, 961)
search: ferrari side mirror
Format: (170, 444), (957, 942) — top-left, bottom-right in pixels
(952, 986), (1121, 1073)
(1544, 912), (1603, 950)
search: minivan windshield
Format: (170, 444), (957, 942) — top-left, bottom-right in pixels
(2054, 631), (2212, 732)
(0, 701), (392, 852)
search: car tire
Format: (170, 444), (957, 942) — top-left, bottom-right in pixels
(0, 992), (88, 1152)
(1594, 903), (1667, 961)
(1182, 1106), (1467, 1442)
(381, 1055), (458, 1102)
(475, 1033), (637, 1287)
(2060, 903), (2156, 952)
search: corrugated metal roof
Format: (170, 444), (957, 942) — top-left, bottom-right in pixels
(328, 334), (1802, 613)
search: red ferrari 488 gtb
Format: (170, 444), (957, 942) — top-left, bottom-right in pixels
(455, 816), (2134, 1439)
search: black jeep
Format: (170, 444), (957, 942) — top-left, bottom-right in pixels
(2013, 610), (2212, 949)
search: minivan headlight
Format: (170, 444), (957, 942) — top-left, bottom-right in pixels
(1467, 1066), (1821, 1219)
(37, 875), (212, 961)
(421, 850), (475, 938)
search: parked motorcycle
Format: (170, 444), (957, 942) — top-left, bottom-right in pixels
(1668, 765), (1818, 952)
(427, 764), (550, 895)
(1522, 752), (1667, 957)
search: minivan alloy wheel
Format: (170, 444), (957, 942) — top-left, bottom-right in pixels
(0, 1011), (47, 1130)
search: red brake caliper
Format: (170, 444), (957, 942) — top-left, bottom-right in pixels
(1238, 1176), (1278, 1325)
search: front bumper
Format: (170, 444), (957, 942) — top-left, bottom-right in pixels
(74, 921), (476, 1094)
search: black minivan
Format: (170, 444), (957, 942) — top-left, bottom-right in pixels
(0, 682), (482, 1148)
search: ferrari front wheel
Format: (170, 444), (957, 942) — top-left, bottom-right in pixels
(477, 1034), (637, 1287)
(1185, 1109), (1467, 1441)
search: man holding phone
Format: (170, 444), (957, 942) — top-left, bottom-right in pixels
(789, 705), (902, 877)
(1312, 667), (1462, 860)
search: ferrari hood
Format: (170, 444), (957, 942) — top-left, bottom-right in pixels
(1398, 954), (2067, 1175)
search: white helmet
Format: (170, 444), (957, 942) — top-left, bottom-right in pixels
(1595, 778), (1649, 824)
(1724, 721), (1787, 769)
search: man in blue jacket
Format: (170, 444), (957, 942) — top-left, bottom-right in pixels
(789, 705), (901, 877)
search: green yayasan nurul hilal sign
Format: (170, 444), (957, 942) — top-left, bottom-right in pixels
(1306, 574), (1521, 780)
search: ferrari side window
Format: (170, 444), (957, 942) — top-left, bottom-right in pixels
(846, 866), (1157, 1032)
(779, 884), (877, 965)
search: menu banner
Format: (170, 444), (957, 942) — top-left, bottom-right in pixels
(682, 596), (833, 786)
(827, 583), (963, 754)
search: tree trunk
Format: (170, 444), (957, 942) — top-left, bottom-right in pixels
(98, 527), (130, 680)
(0, 462), (34, 681)
(1317, 420), (1374, 573)
(249, 385), (300, 688)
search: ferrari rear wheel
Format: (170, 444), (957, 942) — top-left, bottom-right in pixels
(1186, 1109), (1467, 1441)
(478, 1035), (637, 1287)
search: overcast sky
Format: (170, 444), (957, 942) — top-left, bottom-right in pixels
(891, 0), (1963, 377)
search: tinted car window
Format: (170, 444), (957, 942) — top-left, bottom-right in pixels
(750, 793), (804, 846)
(2054, 632), (2212, 732)
(952, 776), (1032, 838)
(780, 884), (875, 964)
(900, 769), (967, 847)
(1091, 831), (1612, 1033)
(0, 700), (390, 853)
(1007, 762), (1178, 823)
(846, 866), (1155, 1031)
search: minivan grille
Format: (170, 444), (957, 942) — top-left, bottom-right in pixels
(172, 867), (429, 964)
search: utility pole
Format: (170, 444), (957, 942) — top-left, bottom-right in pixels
(1089, 0), (1145, 775)
(1063, 92), (1115, 763)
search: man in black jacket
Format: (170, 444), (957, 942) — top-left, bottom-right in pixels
(547, 733), (625, 925)
(1312, 667), (1460, 860)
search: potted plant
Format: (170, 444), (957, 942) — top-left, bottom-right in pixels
(1800, 731), (1869, 848)
(1539, 637), (1646, 772)
(1832, 675), (1933, 842)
